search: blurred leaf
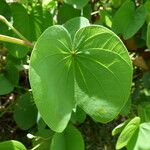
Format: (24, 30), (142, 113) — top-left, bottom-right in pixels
(144, 1), (150, 23)
(147, 22), (150, 49)
(63, 17), (90, 38)
(13, 92), (38, 130)
(142, 71), (150, 89)
(120, 97), (131, 115)
(29, 2), (53, 41)
(116, 117), (140, 149)
(50, 125), (84, 150)
(64, 0), (89, 9)
(7, 3), (30, 58)
(138, 103), (150, 122)
(71, 107), (86, 124)
(127, 122), (150, 150)
(112, 0), (146, 39)
(100, 9), (112, 28)
(0, 74), (13, 95)
(32, 129), (53, 150)
(57, 4), (80, 24)
(0, 140), (26, 150)
(112, 119), (130, 136)
(5, 61), (19, 86)
(0, 0), (11, 35)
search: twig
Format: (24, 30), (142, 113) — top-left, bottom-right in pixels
(0, 34), (34, 48)
(0, 15), (29, 41)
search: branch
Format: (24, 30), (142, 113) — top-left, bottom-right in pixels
(0, 15), (30, 43)
(0, 34), (34, 48)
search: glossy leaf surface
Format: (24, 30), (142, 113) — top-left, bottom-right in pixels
(29, 20), (132, 132)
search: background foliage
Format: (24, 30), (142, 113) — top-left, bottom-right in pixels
(0, 0), (150, 150)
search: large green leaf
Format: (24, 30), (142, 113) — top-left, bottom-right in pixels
(13, 92), (38, 130)
(64, 0), (89, 9)
(127, 122), (150, 150)
(50, 125), (84, 150)
(112, 0), (146, 39)
(0, 140), (26, 150)
(29, 23), (132, 132)
(116, 117), (141, 149)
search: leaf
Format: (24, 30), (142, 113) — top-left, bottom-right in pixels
(116, 117), (141, 149)
(147, 22), (150, 49)
(64, 0), (89, 9)
(0, 140), (26, 150)
(120, 97), (131, 115)
(29, 2), (53, 41)
(0, 0), (11, 35)
(112, 119), (130, 136)
(13, 92), (38, 130)
(5, 61), (19, 86)
(112, 0), (146, 39)
(142, 71), (150, 89)
(63, 17), (90, 39)
(32, 129), (53, 150)
(138, 103), (150, 122)
(50, 125), (84, 150)
(71, 106), (86, 124)
(0, 74), (13, 95)
(8, 3), (30, 58)
(29, 24), (132, 132)
(127, 122), (150, 150)
(57, 4), (80, 24)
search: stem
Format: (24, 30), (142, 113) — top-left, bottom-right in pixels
(0, 15), (29, 42)
(0, 34), (34, 48)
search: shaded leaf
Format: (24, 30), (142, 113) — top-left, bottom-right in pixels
(0, 140), (26, 150)
(112, 0), (146, 39)
(13, 92), (38, 130)
(0, 74), (13, 95)
(50, 125), (84, 150)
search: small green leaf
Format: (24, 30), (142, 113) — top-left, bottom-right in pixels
(0, 74), (13, 95)
(116, 117), (141, 150)
(0, 140), (26, 150)
(112, 0), (146, 39)
(64, 0), (89, 9)
(5, 61), (19, 86)
(63, 17), (90, 39)
(50, 125), (84, 150)
(127, 122), (150, 150)
(112, 119), (130, 136)
(13, 92), (38, 130)
(32, 129), (53, 150)
(71, 106), (86, 124)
